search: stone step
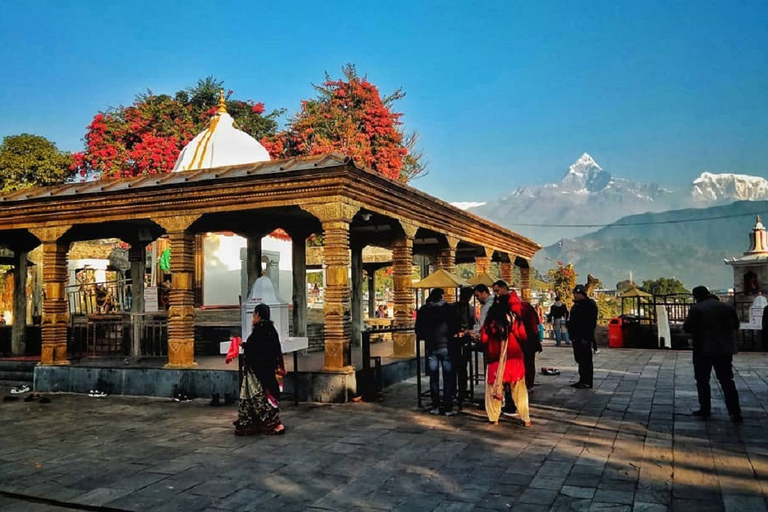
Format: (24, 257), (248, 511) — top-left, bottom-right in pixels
(0, 370), (33, 383)
(0, 360), (37, 373)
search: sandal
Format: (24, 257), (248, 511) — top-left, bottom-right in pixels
(266, 425), (286, 436)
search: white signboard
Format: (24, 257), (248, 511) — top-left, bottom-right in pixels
(144, 287), (159, 312)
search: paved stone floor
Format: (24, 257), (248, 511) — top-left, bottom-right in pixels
(1, 344), (768, 512)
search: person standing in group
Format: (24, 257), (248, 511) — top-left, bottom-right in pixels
(547, 295), (570, 346)
(481, 291), (531, 427)
(415, 288), (460, 416)
(535, 302), (546, 341)
(520, 299), (543, 391)
(567, 285), (597, 389)
(451, 286), (476, 406)
(228, 303), (286, 436)
(683, 286), (743, 424)
(490, 280), (519, 416)
(473, 284), (494, 338)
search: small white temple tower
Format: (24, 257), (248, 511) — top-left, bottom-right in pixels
(725, 215), (768, 321)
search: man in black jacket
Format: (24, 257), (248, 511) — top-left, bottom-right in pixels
(567, 284), (598, 389)
(683, 286), (742, 424)
(415, 288), (460, 416)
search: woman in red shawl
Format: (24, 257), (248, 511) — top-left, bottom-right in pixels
(481, 291), (532, 426)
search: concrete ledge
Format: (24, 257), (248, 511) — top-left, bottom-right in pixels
(33, 356), (417, 403)
(34, 366), (239, 399)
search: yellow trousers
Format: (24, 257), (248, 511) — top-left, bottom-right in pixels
(485, 377), (530, 424)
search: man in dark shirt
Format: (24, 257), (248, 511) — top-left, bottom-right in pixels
(683, 286), (742, 424)
(415, 288), (460, 416)
(567, 284), (598, 389)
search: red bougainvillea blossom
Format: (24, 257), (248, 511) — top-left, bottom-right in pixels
(265, 64), (424, 182)
(73, 78), (282, 179)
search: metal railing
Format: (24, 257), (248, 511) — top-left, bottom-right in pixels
(67, 280), (132, 316)
(68, 314), (168, 358)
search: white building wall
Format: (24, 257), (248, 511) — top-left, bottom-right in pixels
(204, 233), (293, 306)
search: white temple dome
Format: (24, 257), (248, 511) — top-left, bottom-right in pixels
(172, 90), (271, 172)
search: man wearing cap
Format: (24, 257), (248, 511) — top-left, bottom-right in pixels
(683, 286), (742, 424)
(567, 284), (598, 389)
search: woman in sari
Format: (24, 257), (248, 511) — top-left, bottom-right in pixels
(230, 303), (286, 436)
(481, 291), (532, 426)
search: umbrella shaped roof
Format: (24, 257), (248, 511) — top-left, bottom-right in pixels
(411, 269), (470, 289)
(621, 286), (653, 298)
(467, 273), (495, 286)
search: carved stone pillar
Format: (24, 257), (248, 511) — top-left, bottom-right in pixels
(501, 261), (514, 287)
(351, 243), (364, 348)
(193, 233), (204, 307)
(520, 265), (532, 301)
(30, 227), (71, 366)
(393, 222), (417, 358)
(436, 236), (458, 301)
(301, 202), (359, 371)
(288, 229), (309, 338)
(11, 249), (29, 355)
(128, 244), (146, 357)
(475, 249), (492, 276)
(154, 215), (200, 368)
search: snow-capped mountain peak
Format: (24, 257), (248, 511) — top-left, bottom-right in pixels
(691, 172), (768, 203)
(561, 153), (611, 192)
(451, 201), (487, 210)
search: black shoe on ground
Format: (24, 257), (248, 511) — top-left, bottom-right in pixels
(730, 413), (743, 425)
(570, 382), (583, 388)
(209, 393), (221, 406)
(501, 406), (518, 417)
(691, 409), (711, 419)
(574, 383), (592, 389)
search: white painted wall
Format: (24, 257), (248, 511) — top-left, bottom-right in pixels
(204, 233), (293, 306)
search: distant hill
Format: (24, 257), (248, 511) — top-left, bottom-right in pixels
(532, 201), (768, 290)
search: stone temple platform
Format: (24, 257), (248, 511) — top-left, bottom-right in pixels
(33, 341), (415, 403)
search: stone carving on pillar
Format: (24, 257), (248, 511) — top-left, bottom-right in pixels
(501, 260), (514, 287)
(475, 247), (493, 276)
(153, 215), (200, 368)
(392, 220), (417, 358)
(300, 201), (359, 371)
(29, 226), (71, 366)
(437, 237), (458, 302)
(519, 264), (532, 301)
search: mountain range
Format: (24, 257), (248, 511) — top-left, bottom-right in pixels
(457, 154), (768, 289)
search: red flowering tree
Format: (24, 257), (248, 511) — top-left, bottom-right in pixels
(547, 261), (578, 308)
(264, 64), (425, 182)
(73, 77), (284, 178)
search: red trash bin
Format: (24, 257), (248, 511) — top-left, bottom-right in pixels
(608, 317), (624, 348)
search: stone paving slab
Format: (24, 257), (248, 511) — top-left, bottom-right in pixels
(1, 344), (768, 511)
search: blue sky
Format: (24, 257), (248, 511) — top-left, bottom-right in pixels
(1, 0), (767, 203)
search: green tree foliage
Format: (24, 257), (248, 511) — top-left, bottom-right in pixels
(0, 134), (74, 192)
(546, 261), (577, 308)
(640, 277), (688, 296)
(595, 294), (621, 326)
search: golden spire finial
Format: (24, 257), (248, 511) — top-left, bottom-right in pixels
(217, 89), (227, 113)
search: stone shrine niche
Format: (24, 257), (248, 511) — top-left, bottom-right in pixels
(744, 270), (760, 296)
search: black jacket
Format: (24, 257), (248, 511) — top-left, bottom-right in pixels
(244, 320), (283, 397)
(547, 302), (569, 321)
(683, 295), (739, 356)
(415, 300), (459, 351)
(567, 298), (598, 341)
